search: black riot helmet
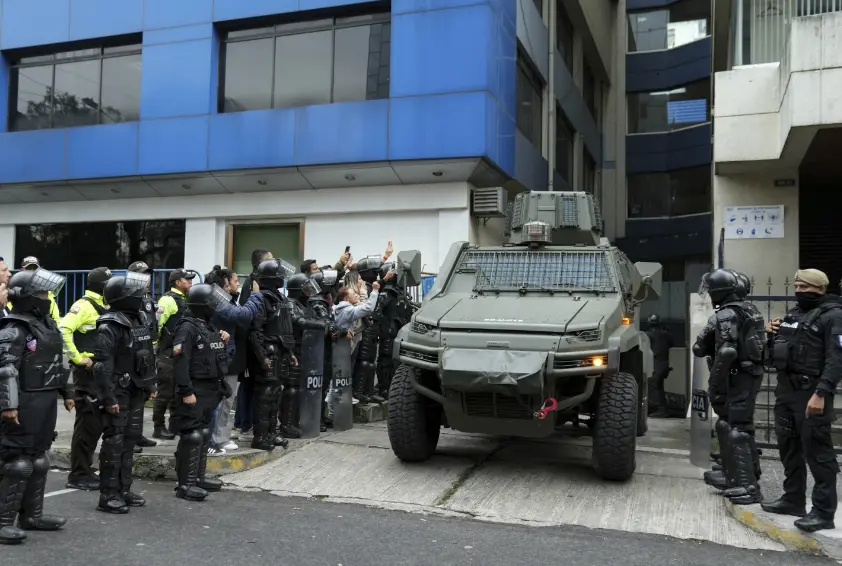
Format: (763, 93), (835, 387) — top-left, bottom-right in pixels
(103, 271), (150, 312)
(310, 268), (338, 292)
(733, 272), (751, 298)
(699, 269), (739, 307)
(286, 273), (321, 302)
(255, 258), (296, 290)
(356, 256), (382, 284)
(187, 283), (234, 321)
(7, 268), (66, 317)
(647, 314), (660, 327)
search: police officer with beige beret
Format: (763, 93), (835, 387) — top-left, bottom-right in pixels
(764, 269), (842, 532)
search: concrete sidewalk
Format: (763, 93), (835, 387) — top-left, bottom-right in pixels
(220, 418), (785, 552)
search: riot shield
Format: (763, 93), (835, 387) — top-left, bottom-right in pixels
(299, 322), (326, 439)
(689, 355), (712, 468)
(330, 336), (354, 431)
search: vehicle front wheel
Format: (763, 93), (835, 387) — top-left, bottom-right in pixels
(592, 372), (638, 481)
(387, 364), (441, 462)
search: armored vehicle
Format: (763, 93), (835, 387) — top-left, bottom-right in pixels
(387, 191), (662, 481)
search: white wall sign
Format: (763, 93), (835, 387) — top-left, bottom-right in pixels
(724, 205), (784, 239)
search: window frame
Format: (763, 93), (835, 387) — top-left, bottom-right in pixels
(218, 12), (391, 113)
(626, 165), (712, 219)
(626, 79), (711, 135)
(8, 43), (142, 132)
(626, 0), (711, 54)
(556, 4), (574, 71)
(516, 52), (544, 151)
(555, 104), (575, 184)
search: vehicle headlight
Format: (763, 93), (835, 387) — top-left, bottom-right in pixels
(411, 321), (435, 334)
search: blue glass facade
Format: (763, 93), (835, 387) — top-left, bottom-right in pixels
(0, 0), (518, 185)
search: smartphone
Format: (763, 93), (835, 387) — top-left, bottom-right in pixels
(345, 245), (351, 253)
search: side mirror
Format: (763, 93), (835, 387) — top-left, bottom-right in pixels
(634, 262), (662, 300)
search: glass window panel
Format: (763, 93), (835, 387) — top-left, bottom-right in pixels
(555, 107), (574, 183)
(628, 80), (710, 134)
(53, 59), (100, 128)
(557, 6), (574, 70)
(227, 26), (275, 39)
(104, 44), (141, 55)
(627, 0), (710, 53)
(337, 13), (389, 25)
(273, 30), (333, 108)
(10, 65), (53, 131)
(516, 57), (542, 149)
(222, 38), (274, 112)
(333, 24), (373, 102)
(627, 166), (711, 219)
(583, 63), (596, 119)
(275, 19), (332, 34)
(101, 54), (142, 123)
(55, 48), (101, 60)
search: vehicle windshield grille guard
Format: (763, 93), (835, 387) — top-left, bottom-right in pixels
(459, 250), (616, 292)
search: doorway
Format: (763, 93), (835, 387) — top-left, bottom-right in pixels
(229, 223), (302, 275)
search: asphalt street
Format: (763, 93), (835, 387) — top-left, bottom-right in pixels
(8, 471), (832, 566)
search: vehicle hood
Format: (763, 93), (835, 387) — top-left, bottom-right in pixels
(416, 295), (614, 333)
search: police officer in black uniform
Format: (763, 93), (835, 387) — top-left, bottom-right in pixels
(171, 284), (232, 502)
(248, 259), (296, 447)
(93, 271), (157, 514)
(762, 268), (842, 532)
(127, 261), (158, 452)
(0, 268), (69, 545)
(309, 268), (340, 430)
(699, 268), (766, 505)
(351, 257), (384, 403)
(646, 314), (675, 417)
(375, 263), (411, 401)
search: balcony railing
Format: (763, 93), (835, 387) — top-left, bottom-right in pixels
(732, 0), (842, 66)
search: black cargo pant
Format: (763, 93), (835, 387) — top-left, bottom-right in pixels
(775, 379), (840, 519)
(69, 390), (103, 481)
(727, 370), (762, 433)
(153, 358), (176, 430)
(99, 384), (145, 496)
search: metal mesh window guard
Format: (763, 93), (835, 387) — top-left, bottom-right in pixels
(459, 251), (615, 292)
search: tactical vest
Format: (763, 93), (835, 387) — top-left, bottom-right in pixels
(72, 296), (106, 354)
(99, 312), (156, 390)
(263, 292), (294, 351)
(719, 300), (765, 375)
(141, 296), (157, 339)
(0, 314), (66, 392)
(771, 302), (842, 377)
(159, 291), (187, 350)
(182, 317), (228, 381)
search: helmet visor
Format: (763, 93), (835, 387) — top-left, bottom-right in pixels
(302, 278), (321, 298)
(124, 272), (151, 296)
(320, 269), (338, 287)
(277, 259), (296, 278)
(698, 274), (709, 299)
(207, 284), (235, 315)
(25, 268), (66, 296)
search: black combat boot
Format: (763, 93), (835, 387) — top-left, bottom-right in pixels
(0, 458), (32, 545)
(723, 429), (762, 505)
(120, 439), (145, 507)
(97, 435), (129, 514)
(175, 430), (209, 502)
(705, 419), (731, 491)
(197, 429), (223, 493)
(18, 455), (66, 531)
(794, 510), (836, 532)
(760, 497), (807, 517)
(153, 426), (175, 440)
(279, 385), (302, 439)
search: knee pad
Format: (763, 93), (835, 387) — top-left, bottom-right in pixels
(102, 434), (124, 450)
(182, 429), (204, 446)
(728, 427), (751, 445)
(2, 457), (34, 479)
(715, 418), (730, 435)
(30, 454), (49, 476)
(201, 428), (211, 442)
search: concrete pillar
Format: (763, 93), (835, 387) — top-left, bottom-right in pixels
(0, 225), (15, 269)
(184, 218), (225, 275)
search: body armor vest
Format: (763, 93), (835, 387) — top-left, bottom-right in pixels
(72, 296), (106, 354)
(1, 314), (66, 392)
(159, 291), (186, 349)
(771, 302), (842, 377)
(262, 291), (294, 351)
(100, 312), (156, 390)
(718, 300), (765, 375)
(182, 317), (228, 381)
(141, 296), (157, 339)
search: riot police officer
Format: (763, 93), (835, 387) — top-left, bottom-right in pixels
(375, 262), (410, 400)
(93, 271), (157, 514)
(0, 268), (69, 545)
(127, 261), (159, 452)
(763, 269), (842, 532)
(285, 274), (330, 439)
(248, 259), (296, 447)
(351, 257), (384, 403)
(171, 284), (232, 502)
(309, 268), (340, 430)
(699, 269), (766, 506)
(60, 267), (112, 491)
(645, 314), (675, 417)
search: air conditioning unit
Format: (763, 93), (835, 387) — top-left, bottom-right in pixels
(471, 187), (507, 218)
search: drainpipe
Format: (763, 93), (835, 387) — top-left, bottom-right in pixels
(546, 0), (557, 191)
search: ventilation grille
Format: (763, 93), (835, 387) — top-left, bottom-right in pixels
(471, 187), (507, 218)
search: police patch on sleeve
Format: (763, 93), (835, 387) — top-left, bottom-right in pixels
(145, 302), (153, 312)
(68, 304), (81, 315)
(173, 343), (183, 356)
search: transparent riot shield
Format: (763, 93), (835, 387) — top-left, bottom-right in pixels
(299, 323), (326, 439)
(689, 355), (712, 468)
(330, 336), (354, 432)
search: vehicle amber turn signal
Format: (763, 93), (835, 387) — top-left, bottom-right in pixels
(592, 357), (604, 367)
(621, 316), (631, 325)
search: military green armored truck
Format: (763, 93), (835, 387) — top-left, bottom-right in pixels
(386, 191), (662, 481)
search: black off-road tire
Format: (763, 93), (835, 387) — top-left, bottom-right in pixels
(592, 372), (639, 481)
(387, 364), (441, 462)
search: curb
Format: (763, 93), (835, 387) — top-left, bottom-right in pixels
(725, 501), (827, 556)
(47, 445), (286, 481)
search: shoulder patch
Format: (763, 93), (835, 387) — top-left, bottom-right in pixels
(173, 343), (183, 356)
(145, 302), (153, 312)
(25, 337), (37, 352)
(837, 335), (842, 348)
(68, 304), (81, 315)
